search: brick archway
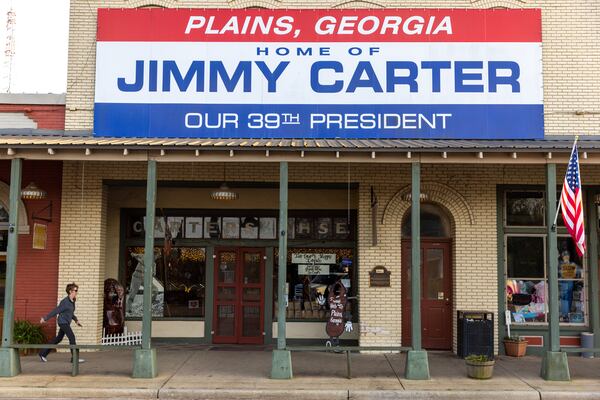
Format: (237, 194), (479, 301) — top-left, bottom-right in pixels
(382, 182), (475, 228)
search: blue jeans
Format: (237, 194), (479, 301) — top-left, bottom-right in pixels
(39, 323), (76, 358)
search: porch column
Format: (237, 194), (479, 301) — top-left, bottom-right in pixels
(405, 161), (430, 380)
(589, 197), (600, 356)
(541, 163), (570, 380)
(271, 161), (292, 379)
(0, 159), (22, 377)
(133, 160), (158, 378)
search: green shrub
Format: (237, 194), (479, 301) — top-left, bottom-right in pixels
(465, 354), (492, 363)
(504, 336), (527, 342)
(13, 320), (46, 345)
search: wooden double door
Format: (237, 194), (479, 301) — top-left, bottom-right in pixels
(213, 248), (265, 344)
(401, 239), (453, 350)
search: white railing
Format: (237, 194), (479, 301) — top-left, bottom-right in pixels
(101, 327), (142, 346)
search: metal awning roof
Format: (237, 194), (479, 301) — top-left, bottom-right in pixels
(0, 131), (594, 152)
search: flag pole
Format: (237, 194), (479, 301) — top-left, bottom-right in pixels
(552, 135), (579, 232)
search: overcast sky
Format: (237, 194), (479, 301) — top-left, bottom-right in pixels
(0, 0), (70, 94)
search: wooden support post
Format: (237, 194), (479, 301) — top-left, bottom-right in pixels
(541, 163), (570, 381)
(271, 161), (292, 379)
(589, 196), (600, 356)
(405, 161), (429, 380)
(133, 160), (158, 378)
(0, 158), (22, 377)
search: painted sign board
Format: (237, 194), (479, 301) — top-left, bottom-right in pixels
(292, 253), (336, 264)
(94, 8), (543, 139)
(298, 264), (331, 275)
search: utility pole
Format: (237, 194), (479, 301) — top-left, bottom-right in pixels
(3, 7), (16, 93)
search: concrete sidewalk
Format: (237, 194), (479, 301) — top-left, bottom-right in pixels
(1, 345), (600, 399)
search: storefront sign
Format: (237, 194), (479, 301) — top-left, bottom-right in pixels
(94, 9), (543, 139)
(129, 213), (353, 240)
(369, 266), (391, 287)
(298, 264), (330, 275)
(292, 253), (336, 264)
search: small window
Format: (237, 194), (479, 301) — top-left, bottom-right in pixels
(505, 191), (545, 226)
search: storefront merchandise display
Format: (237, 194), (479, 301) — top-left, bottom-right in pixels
(103, 278), (125, 334)
(126, 250), (164, 317)
(506, 279), (546, 323)
(124, 247), (206, 318)
(274, 248), (355, 322)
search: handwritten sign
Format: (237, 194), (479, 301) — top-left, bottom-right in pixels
(292, 253), (336, 264)
(326, 281), (347, 338)
(559, 262), (577, 279)
(298, 264), (330, 275)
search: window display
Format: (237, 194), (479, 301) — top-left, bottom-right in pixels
(557, 237), (585, 323)
(505, 235), (586, 325)
(504, 189), (588, 325)
(124, 246), (206, 318)
(273, 248), (355, 322)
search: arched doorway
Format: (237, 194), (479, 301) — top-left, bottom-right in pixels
(401, 203), (453, 350)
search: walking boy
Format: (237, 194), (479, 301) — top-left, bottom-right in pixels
(39, 282), (84, 363)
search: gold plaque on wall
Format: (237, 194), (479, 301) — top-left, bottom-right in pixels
(32, 223), (47, 250)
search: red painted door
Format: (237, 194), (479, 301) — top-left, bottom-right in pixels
(213, 248), (265, 344)
(401, 239), (452, 350)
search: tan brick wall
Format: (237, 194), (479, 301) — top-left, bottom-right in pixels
(58, 161), (108, 344)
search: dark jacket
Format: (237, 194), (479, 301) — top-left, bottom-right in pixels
(44, 296), (78, 325)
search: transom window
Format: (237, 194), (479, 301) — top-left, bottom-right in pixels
(402, 203), (451, 238)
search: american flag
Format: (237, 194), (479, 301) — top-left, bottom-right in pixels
(560, 141), (586, 256)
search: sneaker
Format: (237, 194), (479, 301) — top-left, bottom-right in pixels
(70, 358), (85, 363)
(39, 355), (47, 363)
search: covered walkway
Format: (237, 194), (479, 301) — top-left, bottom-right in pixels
(0, 347), (599, 399)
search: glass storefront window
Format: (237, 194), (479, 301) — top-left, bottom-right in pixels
(124, 246), (206, 318)
(505, 234), (586, 325)
(273, 247), (355, 322)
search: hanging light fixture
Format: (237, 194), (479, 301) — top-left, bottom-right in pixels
(401, 192), (429, 202)
(210, 163), (238, 201)
(21, 182), (48, 200)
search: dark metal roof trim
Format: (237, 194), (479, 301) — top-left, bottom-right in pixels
(0, 132), (596, 152)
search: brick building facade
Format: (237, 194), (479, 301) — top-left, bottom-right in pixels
(0, 94), (64, 340)
(2, 1), (600, 359)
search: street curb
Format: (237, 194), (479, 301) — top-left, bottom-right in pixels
(539, 391), (600, 400)
(349, 390), (540, 400)
(159, 388), (348, 399)
(0, 387), (159, 399)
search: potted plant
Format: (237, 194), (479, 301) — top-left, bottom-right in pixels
(503, 336), (528, 357)
(465, 354), (495, 379)
(13, 320), (46, 356)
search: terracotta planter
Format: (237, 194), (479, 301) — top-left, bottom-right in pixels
(465, 360), (495, 379)
(503, 339), (528, 357)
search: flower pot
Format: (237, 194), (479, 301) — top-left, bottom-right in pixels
(503, 339), (528, 357)
(465, 360), (495, 379)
